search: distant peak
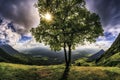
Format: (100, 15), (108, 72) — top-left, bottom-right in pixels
(100, 49), (104, 51)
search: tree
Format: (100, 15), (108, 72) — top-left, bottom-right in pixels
(31, 0), (103, 66)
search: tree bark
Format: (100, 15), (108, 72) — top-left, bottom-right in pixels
(68, 45), (72, 66)
(64, 43), (68, 66)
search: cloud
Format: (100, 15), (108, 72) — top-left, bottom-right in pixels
(13, 38), (49, 50)
(0, 20), (20, 45)
(1, 0), (118, 50)
(85, 0), (120, 48)
(86, 0), (120, 27)
(0, 0), (40, 34)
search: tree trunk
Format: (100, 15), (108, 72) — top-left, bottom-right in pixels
(68, 45), (72, 66)
(63, 43), (72, 66)
(64, 43), (68, 66)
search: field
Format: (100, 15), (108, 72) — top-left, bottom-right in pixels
(0, 62), (120, 80)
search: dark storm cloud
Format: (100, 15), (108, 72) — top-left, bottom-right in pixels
(86, 0), (120, 27)
(0, 0), (40, 34)
(85, 0), (120, 48)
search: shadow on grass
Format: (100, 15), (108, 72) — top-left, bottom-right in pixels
(59, 66), (70, 80)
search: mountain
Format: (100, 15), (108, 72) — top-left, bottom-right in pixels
(96, 33), (120, 66)
(88, 49), (105, 61)
(20, 47), (99, 63)
(0, 47), (24, 63)
(0, 44), (20, 55)
(103, 52), (120, 67)
(0, 45), (65, 65)
(0, 44), (99, 65)
(0, 44), (34, 64)
(22, 48), (63, 58)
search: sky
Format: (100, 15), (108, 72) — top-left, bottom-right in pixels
(85, 0), (120, 49)
(0, 0), (120, 50)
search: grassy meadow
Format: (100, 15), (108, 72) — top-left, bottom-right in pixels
(0, 62), (120, 80)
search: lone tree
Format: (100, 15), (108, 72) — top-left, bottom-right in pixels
(31, 0), (103, 66)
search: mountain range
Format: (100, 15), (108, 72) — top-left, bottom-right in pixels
(0, 44), (99, 65)
(0, 32), (120, 67)
(20, 47), (99, 61)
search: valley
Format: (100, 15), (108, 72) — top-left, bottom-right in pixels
(0, 33), (120, 80)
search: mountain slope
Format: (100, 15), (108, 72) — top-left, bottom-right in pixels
(0, 45), (65, 65)
(0, 48), (24, 63)
(103, 52), (120, 67)
(88, 49), (105, 61)
(0, 45), (67, 65)
(0, 44), (20, 55)
(0, 45), (35, 64)
(97, 33), (120, 66)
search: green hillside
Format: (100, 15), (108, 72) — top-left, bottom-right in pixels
(0, 62), (120, 80)
(74, 58), (96, 66)
(0, 48), (25, 63)
(97, 33), (120, 66)
(0, 47), (62, 65)
(0, 56), (6, 62)
(0, 48), (36, 65)
(102, 52), (120, 67)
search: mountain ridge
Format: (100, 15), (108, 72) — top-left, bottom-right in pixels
(88, 49), (105, 61)
(0, 44), (20, 55)
(96, 33), (120, 66)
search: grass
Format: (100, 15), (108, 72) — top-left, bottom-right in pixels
(0, 62), (120, 80)
(98, 52), (120, 67)
(107, 52), (120, 61)
(74, 58), (96, 66)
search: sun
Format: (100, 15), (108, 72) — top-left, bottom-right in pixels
(44, 12), (52, 21)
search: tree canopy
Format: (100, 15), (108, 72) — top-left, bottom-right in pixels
(31, 0), (103, 66)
